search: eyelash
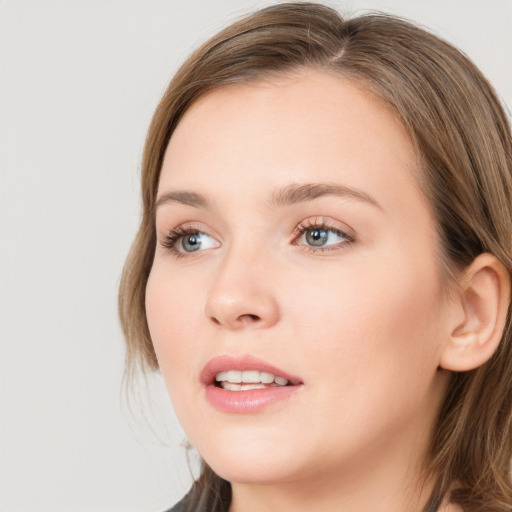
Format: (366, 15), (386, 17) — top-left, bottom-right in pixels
(160, 225), (205, 259)
(159, 218), (355, 258)
(292, 218), (354, 253)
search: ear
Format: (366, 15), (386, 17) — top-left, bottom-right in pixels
(440, 253), (510, 372)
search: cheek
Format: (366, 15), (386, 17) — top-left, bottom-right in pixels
(145, 267), (210, 436)
(145, 267), (204, 377)
(272, 257), (448, 466)
(281, 254), (445, 392)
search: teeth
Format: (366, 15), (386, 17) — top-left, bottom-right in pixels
(241, 370), (260, 383)
(215, 370), (242, 383)
(227, 370), (242, 383)
(215, 370), (290, 388)
(260, 372), (274, 384)
(222, 382), (241, 391)
(222, 383), (267, 391)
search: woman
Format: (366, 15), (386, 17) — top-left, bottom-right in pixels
(119, 3), (512, 511)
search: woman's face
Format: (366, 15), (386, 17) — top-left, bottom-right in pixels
(146, 71), (452, 486)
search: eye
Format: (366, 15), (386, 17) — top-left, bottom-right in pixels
(293, 218), (354, 251)
(161, 226), (220, 256)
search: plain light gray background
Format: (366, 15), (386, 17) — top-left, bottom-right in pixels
(1, 1), (511, 511)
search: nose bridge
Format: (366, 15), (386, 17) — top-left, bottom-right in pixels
(204, 238), (279, 329)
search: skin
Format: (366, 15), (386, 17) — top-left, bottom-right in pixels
(146, 71), (461, 512)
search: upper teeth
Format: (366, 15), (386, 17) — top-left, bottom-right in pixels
(215, 370), (289, 386)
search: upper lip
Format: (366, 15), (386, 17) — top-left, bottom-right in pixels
(201, 355), (303, 386)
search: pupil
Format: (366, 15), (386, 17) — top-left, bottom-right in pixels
(307, 229), (328, 246)
(183, 234), (201, 252)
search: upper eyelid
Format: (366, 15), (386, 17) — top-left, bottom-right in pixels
(157, 222), (217, 248)
(292, 217), (355, 237)
(157, 220), (216, 237)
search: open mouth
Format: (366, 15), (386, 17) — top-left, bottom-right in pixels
(214, 370), (292, 391)
(203, 356), (303, 413)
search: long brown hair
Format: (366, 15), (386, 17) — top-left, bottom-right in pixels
(119, 3), (512, 511)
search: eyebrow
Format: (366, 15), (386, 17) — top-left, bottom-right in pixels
(155, 191), (211, 209)
(269, 182), (382, 209)
(155, 182), (382, 211)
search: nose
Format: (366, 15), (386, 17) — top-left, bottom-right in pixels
(204, 248), (280, 330)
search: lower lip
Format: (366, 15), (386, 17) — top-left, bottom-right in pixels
(205, 384), (302, 413)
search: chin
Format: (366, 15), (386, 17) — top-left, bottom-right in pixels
(193, 429), (307, 485)
(207, 456), (301, 485)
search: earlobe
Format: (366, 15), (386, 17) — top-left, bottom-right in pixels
(440, 253), (511, 372)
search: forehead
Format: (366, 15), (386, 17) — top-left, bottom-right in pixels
(159, 71), (421, 209)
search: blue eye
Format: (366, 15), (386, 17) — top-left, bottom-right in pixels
(161, 227), (219, 255)
(299, 228), (349, 247)
(179, 233), (209, 252)
(295, 220), (354, 251)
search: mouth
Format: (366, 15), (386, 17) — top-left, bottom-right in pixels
(201, 355), (303, 413)
(201, 354), (302, 388)
(215, 369), (291, 391)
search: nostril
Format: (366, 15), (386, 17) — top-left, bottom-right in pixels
(209, 313), (263, 328)
(238, 314), (261, 323)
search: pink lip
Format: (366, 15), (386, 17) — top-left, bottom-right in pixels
(201, 355), (304, 414)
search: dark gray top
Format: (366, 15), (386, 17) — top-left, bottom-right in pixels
(165, 496), (443, 512)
